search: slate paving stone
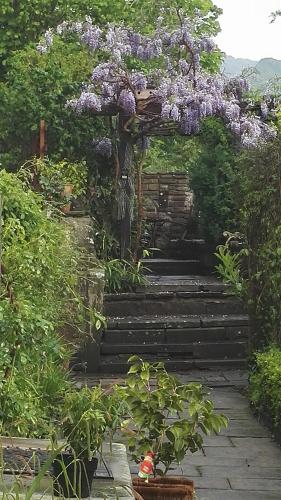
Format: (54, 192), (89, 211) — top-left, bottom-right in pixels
(220, 421), (271, 438)
(201, 435), (233, 447)
(195, 490), (281, 500)
(198, 465), (281, 479)
(193, 477), (230, 490)
(229, 478), (281, 491)
(204, 445), (281, 460)
(188, 456), (247, 467)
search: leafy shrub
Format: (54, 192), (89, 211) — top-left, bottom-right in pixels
(238, 136), (281, 346)
(104, 259), (148, 293)
(249, 346), (281, 428)
(121, 356), (228, 475)
(20, 156), (88, 203)
(0, 170), (81, 436)
(188, 118), (239, 243)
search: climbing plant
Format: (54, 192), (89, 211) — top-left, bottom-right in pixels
(37, 6), (275, 259)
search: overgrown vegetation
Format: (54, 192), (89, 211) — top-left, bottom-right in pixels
(249, 346), (281, 431)
(0, 170), (81, 436)
(104, 259), (148, 293)
(189, 118), (239, 243)
(238, 136), (281, 348)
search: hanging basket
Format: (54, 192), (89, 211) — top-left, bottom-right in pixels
(133, 476), (194, 500)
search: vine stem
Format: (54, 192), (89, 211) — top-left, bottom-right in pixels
(133, 151), (147, 261)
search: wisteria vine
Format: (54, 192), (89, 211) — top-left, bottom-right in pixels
(37, 12), (276, 152)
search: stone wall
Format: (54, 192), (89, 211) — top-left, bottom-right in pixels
(62, 216), (105, 371)
(142, 172), (194, 251)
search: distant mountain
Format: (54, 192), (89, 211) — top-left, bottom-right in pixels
(223, 55), (281, 91)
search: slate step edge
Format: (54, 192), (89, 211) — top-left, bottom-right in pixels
(99, 357), (247, 373)
(107, 314), (250, 330)
(105, 290), (235, 301)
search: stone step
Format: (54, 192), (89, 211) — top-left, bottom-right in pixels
(101, 340), (247, 358)
(137, 275), (230, 293)
(103, 325), (249, 344)
(143, 258), (204, 275)
(104, 293), (245, 316)
(107, 314), (249, 330)
(99, 356), (247, 374)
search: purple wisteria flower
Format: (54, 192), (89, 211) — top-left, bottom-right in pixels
(37, 12), (277, 149)
(93, 138), (112, 157)
(118, 90), (136, 115)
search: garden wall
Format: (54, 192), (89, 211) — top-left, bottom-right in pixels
(63, 216), (105, 371)
(142, 172), (194, 252)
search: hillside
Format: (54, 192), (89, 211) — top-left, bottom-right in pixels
(223, 56), (281, 90)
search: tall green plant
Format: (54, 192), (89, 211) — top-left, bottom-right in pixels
(238, 136), (281, 347)
(0, 170), (81, 436)
(189, 118), (239, 243)
(120, 356), (228, 475)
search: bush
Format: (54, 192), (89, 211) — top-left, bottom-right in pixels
(0, 170), (81, 436)
(188, 118), (239, 244)
(104, 259), (148, 293)
(238, 136), (281, 346)
(249, 346), (281, 429)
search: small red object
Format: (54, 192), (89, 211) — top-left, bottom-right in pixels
(138, 451), (155, 481)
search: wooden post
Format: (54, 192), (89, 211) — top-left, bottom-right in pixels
(119, 135), (132, 260)
(39, 120), (46, 158)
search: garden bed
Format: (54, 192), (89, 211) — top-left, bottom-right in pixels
(0, 440), (133, 499)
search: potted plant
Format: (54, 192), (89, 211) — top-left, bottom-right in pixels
(53, 386), (107, 498)
(120, 356), (228, 499)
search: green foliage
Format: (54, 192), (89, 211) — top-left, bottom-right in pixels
(249, 346), (281, 428)
(189, 118), (239, 243)
(60, 385), (126, 459)
(0, 170), (81, 436)
(238, 136), (281, 346)
(0, 0), (128, 68)
(215, 233), (247, 297)
(21, 157), (88, 204)
(60, 386), (107, 459)
(104, 259), (148, 293)
(215, 245), (244, 296)
(0, 40), (108, 169)
(121, 356), (228, 475)
(144, 135), (200, 173)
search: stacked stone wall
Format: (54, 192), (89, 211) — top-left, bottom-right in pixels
(142, 172), (194, 250)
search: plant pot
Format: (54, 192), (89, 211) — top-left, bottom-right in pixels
(61, 183), (73, 214)
(133, 476), (194, 500)
(53, 453), (98, 498)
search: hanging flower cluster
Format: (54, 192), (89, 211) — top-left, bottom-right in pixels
(38, 13), (276, 148)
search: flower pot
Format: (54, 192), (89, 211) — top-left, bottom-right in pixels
(60, 183), (73, 214)
(53, 453), (98, 498)
(133, 476), (194, 500)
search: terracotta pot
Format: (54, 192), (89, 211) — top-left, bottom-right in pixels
(133, 476), (194, 500)
(61, 183), (73, 214)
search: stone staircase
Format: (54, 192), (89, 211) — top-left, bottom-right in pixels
(99, 268), (249, 373)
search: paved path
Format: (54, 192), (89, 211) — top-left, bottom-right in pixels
(76, 370), (281, 499)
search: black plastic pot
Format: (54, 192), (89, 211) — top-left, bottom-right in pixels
(53, 453), (98, 498)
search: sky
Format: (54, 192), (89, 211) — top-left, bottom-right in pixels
(214, 0), (281, 61)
